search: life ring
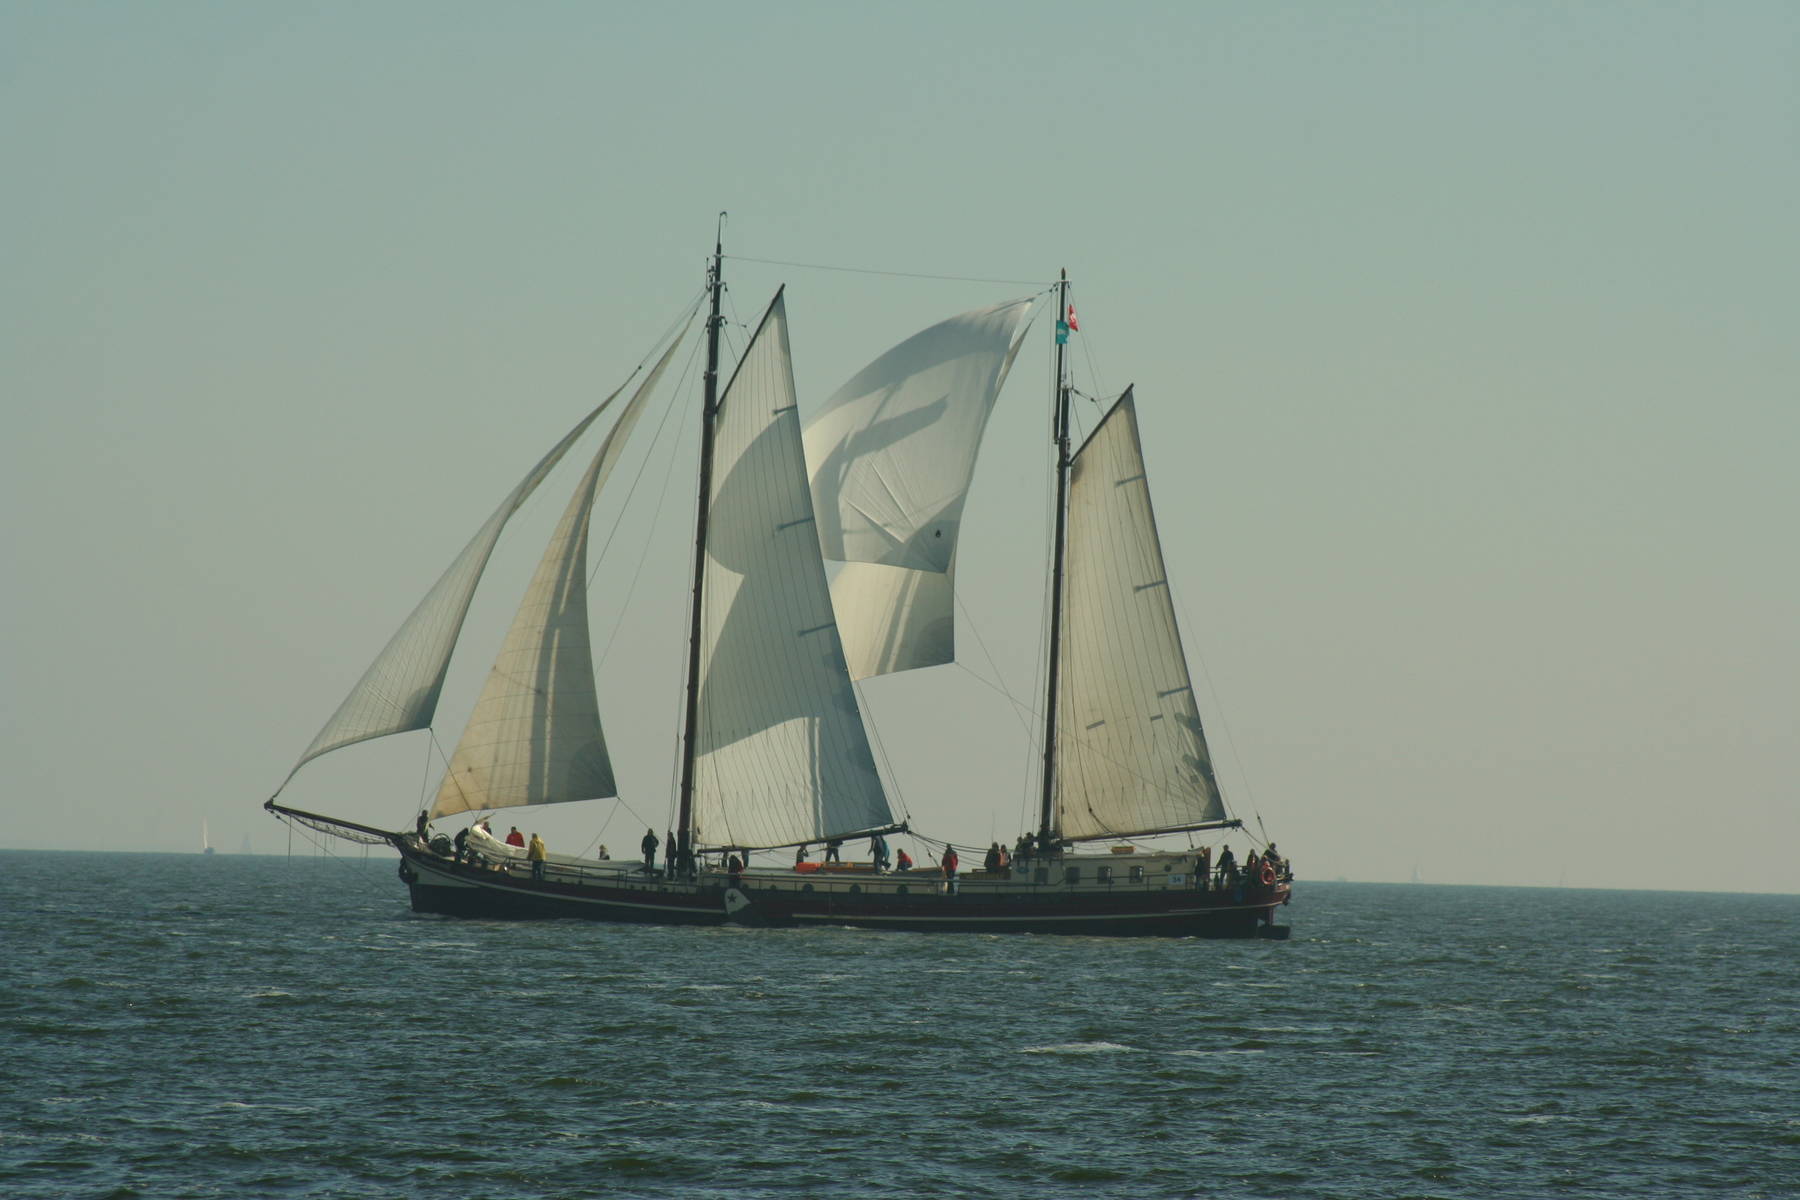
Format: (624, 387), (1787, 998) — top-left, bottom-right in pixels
(1259, 862), (1276, 886)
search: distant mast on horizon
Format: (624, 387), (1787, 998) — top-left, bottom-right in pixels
(202, 820), (215, 856)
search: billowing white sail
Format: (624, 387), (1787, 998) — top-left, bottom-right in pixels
(822, 560), (957, 678)
(804, 298), (1031, 678)
(693, 292), (892, 848)
(1055, 390), (1225, 840)
(430, 333), (683, 818)
(285, 388), (628, 782)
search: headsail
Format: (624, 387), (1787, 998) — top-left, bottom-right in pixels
(1055, 390), (1225, 840)
(804, 298), (1032, 678)
(429, 329), (686, 818)
(692, 292), (893, 849)
(283, 387), (630, 785)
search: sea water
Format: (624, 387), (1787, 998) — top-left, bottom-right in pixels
(2, 850), (1795, 1199)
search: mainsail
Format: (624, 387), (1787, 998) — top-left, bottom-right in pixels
(1054, 390), (1225, 839)
(284, 387), (630, 783)
(429, 332), (686, 818)
(692, 292), (892, 849)
(804, 298), (1032, 678)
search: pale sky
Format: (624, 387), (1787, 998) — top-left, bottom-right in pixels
(4, 2), (1795, 892)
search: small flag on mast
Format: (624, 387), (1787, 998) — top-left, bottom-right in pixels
(1066, 304), (1079, 332)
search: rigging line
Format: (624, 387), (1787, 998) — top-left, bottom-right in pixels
(950, 593), (1041, 738)
(951, 660), (1044, 733)
(1178, 588), (1260, 821)
(269, 812), (396, 900)
(724, 254), (1056, 289)
(587, 317), (708, 597)
(851, 678), (910, 824)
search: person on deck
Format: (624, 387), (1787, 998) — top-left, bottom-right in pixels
(642, 828), (659, 871)
(528, 833), (547, 881)
(597, 844), (610, 860)
(666, 829), (678, 876)
(795, 844), (809, 866)
(824, 839), (842, 863)
(453, 825), (470, 866)
(870, 833), (889, 873)
(1216, 846), (1236, 888)
(1195, 846), (1212, 890)
(896, 847), (914, 872)
(984, 843), (1001, 872)
(727, 853), (743, 887)
(941, 845), (960, 895)
(996, 843), (1010, 873)
(506, 827), (525, 848)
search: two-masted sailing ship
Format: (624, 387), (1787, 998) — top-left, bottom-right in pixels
(266, 231), (1293, 937)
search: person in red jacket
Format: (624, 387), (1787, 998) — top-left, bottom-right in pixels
(941, 845), (960, 895)
(895, 847), (914, 872)
(505, 827), (525, 848)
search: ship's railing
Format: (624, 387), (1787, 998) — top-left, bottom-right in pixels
(430, 846), (1288, 897)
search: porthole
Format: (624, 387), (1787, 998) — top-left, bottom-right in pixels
(1064, 866), (1082, 885)
(848, 883), (862, 895)
(1130, 866), (1146, 883)
(896, 885), (909, 895)
(801, 883), (814, 894)
(1097, 866), (1113, 884)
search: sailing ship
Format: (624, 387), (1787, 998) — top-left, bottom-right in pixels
(266, 231), (1293, 938)
(202, 821), (215, 856)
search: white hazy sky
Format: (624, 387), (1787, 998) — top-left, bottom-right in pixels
(4, 2), (1795, 892)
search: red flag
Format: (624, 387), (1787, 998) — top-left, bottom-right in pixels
(1066, 304), (1080, 332)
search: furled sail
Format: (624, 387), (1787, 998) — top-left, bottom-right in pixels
(1055, 390), (1225, 840)
(804, 298), (1032, 678)
(429, 331), (685, 818)
(284, 386), (631, 785)
(693, 292), (893, 848)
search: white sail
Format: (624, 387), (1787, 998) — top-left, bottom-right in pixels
(286, 389), (628, 782)
(693, 292), (892, 848)
(429, 333), (683, 818)
(804, 298), (1031, 678)
(1055, 390), (1225, 840)
(823, 559), (957, 679)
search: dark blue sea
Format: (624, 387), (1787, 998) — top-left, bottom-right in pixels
(2, 851), (1795, 1199)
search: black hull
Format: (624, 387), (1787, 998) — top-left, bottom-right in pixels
(399, 845), (1291, 939)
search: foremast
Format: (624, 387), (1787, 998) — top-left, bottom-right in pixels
(676, 218), (727, 867)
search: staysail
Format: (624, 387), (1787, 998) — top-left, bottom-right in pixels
(692, 292), (893, 849)
(1054, 390), (1225, 839)
(429, 330), (686, 818)
(283, 388), (631, 784)
(804, 298), (1032, 678)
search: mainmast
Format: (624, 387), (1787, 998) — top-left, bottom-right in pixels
(677, 219), (727, 861)
(1037, 269), (1072, 850)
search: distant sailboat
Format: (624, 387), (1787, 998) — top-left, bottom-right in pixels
(264, 232), (1293, 937)
(202, 821), (215, 856)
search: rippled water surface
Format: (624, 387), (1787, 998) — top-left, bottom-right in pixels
(3, 851), (1795, 1198)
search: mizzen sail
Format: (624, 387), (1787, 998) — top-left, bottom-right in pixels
(693, 292), (892, 848)
(1055, 390), (1225, 840)
(804, 298), (1031, 678)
